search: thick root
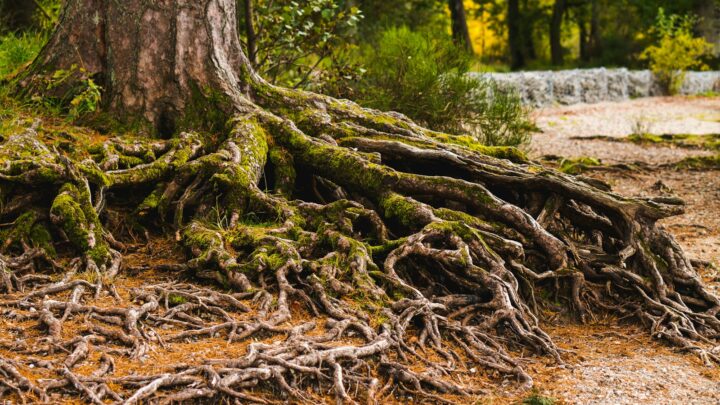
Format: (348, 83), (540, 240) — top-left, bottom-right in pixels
(0, 90), (719, 403)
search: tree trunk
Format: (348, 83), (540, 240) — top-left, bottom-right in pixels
(508, 0), (525, 69)
(242, 0), (257, 66)
(550, 0), (566, 66)
(521, 4), (536, 61)
(448, 0), (473, 54)
(22, 0), (258, 134)
(588, 0), (602, 60)
(578, 6), (589, 62)
(3, 0), (719, 403)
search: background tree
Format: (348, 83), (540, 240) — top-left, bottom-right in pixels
(0, 0), (37, 32)
(550, 0), (566, 65)
(448, 0), (474, 53)
(507, 0), (525, 68)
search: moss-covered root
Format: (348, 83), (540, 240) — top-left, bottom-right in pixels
(50, 182), (117, 274)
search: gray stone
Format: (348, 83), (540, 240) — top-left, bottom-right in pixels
(471, 68), (720, 107)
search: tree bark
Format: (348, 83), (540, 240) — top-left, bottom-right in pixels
(508, 0), (525, 69)
(550, 0), (566, 66)
(448, 0), (473, 54)
(22, 0), (258, 134)
(242, 0), (257, 66)
(578, 6), (589, 62)
(588, 0), (602, 60)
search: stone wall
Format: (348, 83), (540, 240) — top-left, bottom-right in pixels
(471, 68), (720, 107)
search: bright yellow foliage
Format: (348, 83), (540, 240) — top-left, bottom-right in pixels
(463, 0), (503, 57)
(641, 10), (713, 95)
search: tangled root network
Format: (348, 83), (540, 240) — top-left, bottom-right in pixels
(1, 86), (719, 404)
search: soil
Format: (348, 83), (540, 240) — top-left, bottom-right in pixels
(1, 96), (719, 404)
(525, 95), (720, 404)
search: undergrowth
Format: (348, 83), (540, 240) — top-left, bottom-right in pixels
(0, 32), (46, 78)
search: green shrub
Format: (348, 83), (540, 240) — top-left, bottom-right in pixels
(0, 32), (46, 78)
(640, 9), (713, 95)
(351, 27), (534, 147)
(239, 0), (362, 89)
(521, 390), (556, 405)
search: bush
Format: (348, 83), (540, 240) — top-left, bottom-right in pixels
(351, 27), (534, 147)
(641, 9), (713, 95)
(0, 32), (46, 78)
(521, 390), (556, 405)
(238, 0), (362, 89)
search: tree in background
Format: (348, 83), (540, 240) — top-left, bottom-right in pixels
(469, 0), (715, 70)
(448, 0), (475, 53)
(507, 0), (525, 68)
(0, 0), (37, 32)
(549, 0), (566, 65)
(641, 8), (713, 94)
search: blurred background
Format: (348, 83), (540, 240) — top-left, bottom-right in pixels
(2, 0), (718, 148)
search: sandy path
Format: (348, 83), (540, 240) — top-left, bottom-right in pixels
(525, 96), (720, 405)
(530, 96), (720, 164)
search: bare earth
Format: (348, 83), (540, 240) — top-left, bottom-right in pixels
(526, 96), (720, 404)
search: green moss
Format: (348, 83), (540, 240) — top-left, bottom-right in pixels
(277, 121), (395, 194)
(521, 390), (556, 405)
(12, 211), (38, 236)
(426, 133), (528, 162)
(267, 146), (296, 195)
(183, 222), (222, 251)
(50, 183), (109, 263)
(88, 244), (109, 263)
(558, 157), (602, 175)
(29, 223), (56, 257)
(370, 237), (407, 257)
(0, 211), (57, 255)
(674, 154), (720, 170)
(628, 133), (720, 151)
(50, 185), (90, 251)
(168, 294), (187, 305)
(137, 183), (165, 215)
(434, 207), (491, 229)
(426, 220), (480, 243)
(627, 132), (665, 144)
(379, 193), (429, 229)
(177, 83), (234, 137)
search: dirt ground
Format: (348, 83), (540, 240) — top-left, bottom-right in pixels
(1, 97), (719, 405)
(526, 96), (720, 404)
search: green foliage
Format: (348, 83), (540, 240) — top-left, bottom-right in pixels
(521, 390), (556, 405)
(627, 132), (720, 150)
(28, 64), (103, 120)
(68, 78), (101, 120)
(558, 156), (602, 175)
(0, 32), (45, 78)
(241, 0), (363, 88)
(641, 8), (713, 95)
(32, 0), (61, 31)
(351, 27), (534, 147)
(675, 154), (720, 170)
(355, 0), (445, 34)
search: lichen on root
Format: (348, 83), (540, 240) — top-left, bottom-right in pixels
(1, 0), (719, 403)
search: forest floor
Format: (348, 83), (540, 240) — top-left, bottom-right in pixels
(523, 96), (720, 404)
(2, 96), (719, 405)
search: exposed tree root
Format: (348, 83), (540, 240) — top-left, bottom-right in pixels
(1, 85), (719, 403)
(2, 0), (718, 399)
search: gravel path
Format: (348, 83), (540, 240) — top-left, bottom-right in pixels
(531, 96), (720, 164)
(526, 96), (720, 405)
